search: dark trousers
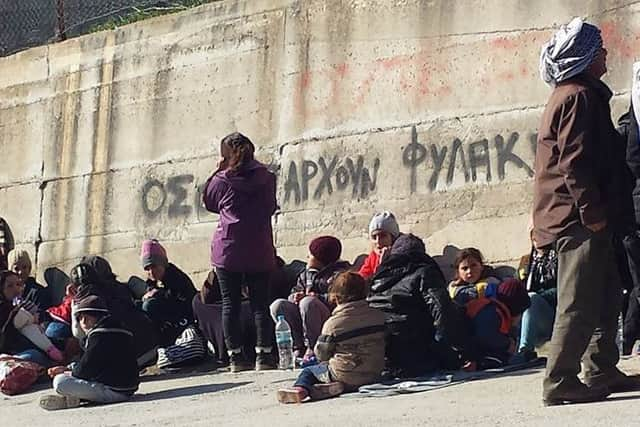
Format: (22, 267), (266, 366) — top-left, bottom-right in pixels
(543, 226), (621, 397)
(192, 294), (256, 364)
(622, 231), (640, 353)
(216, 268), (273, 351)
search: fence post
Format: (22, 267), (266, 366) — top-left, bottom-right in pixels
(56, 0), (67, 40)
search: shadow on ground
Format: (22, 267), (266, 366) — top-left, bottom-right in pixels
(134, 381), (251, 402)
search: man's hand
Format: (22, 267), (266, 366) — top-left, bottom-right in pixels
(47, 366), (68, 378)
(586, 220), (607, 233)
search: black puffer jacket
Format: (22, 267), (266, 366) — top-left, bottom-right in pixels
(368, 251), (467, 348)
(620, 103), (640, 224)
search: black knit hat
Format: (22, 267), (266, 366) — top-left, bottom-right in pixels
(390, 233), (425, 257)
(496, 278), (531, 316)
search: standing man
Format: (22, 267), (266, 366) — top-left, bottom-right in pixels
(534, 17), (640, 406)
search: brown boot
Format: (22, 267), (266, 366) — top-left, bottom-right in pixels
(543, 383), (610, 407)
(585, 370), (640, 393)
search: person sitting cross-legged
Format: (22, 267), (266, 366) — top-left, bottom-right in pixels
(270, 236), (350, 364)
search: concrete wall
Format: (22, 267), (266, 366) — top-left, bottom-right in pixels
(1, 0), (639, 284)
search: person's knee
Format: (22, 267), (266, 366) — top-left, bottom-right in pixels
(299, 296), (323, 314)
(53, 374), (72, 395)
(270, 298), (289, 320)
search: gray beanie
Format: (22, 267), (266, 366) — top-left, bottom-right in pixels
(369, 211), (400, 238)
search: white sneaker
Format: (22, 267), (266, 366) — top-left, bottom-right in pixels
(39, 394), (81, 411)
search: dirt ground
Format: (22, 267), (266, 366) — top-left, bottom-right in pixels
(3, 357), (640, 427)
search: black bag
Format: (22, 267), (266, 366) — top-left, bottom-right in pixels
(526, 247), (557, 293)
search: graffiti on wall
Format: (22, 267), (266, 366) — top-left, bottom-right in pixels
(140, 127), (535, 215)
(403, 126), (535, 193)
(283, 156), (381, 205)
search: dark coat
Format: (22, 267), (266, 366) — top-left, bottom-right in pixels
(291, 261), (352, 306)
(146, 263), (197, 308)
(368, 252), (468, 374)
(73, 315), (139, 394)
(619, 103), (640, 224)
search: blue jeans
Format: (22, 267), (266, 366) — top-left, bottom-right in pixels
(53, 374), (132, 404)
(46, 322), (72, 349)
(293, 363), (332, 393)
(519, 292), (556, 352)
(14, 349), (53, 368)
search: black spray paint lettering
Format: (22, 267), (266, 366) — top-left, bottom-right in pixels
(403, 126), (534, 193)
(284, 156), (381, 205)
(141, 174), (197, 219)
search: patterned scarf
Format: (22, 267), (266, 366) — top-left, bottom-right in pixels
(539, 17), (602, 86)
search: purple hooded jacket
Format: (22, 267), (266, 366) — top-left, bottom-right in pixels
(203, 160), (277, 273)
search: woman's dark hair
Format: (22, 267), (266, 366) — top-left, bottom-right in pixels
(0, 270), (18, 302)
(329, 272), (368, 305)
(453, 248), (485, 281)
(221, 132), (255, 173)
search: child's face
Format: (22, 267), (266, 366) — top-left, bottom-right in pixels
(78, 313), (98, 332)
(307, 253), (324, 270)
(457, 257), (483, 284)
(11, 261), (31, 283)
(371, 230), (393, 255)
(146, 264), (166, 282)
(2, 275), (22, 301)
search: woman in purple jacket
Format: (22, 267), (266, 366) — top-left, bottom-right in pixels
(203, 132), (277, 372)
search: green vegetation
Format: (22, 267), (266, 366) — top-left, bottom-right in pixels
(89, 0), (220, 33)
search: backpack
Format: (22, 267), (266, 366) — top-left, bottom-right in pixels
(156, 326), (206, 369)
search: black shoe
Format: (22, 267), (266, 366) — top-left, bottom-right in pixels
(229, 352), (253, 373)
(543, 384), (610, 406)
(255, 351), (277, 371)
(586, 371), (640, 393)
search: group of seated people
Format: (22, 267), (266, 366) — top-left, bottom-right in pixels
(0, 210), (557, 409)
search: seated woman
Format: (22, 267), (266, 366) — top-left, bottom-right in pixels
(448, 248), (501, 306)
(368, 234), (468, 378)
(359, 212), (401, 280)
(8, 249), (53, 318)
(270, 236), (350, 363)
(0, 270), (63, 367)
(139, 239), (197, 346)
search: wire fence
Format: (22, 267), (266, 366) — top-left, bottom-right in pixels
(0, 1), (212, 57)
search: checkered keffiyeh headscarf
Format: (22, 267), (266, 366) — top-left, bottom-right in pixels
(539, 17), (603, 86)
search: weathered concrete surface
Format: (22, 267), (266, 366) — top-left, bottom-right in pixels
(3, 357), (640, 426)
(1, 0), (640, 282)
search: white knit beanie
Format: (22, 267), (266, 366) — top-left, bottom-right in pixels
(368, 211), (400, 238)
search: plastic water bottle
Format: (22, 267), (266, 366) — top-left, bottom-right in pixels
(275, 315), (294, 370)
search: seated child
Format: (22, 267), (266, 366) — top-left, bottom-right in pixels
(45, 282), (76, 346)
(277, 272), (385, 403)
(270, 236), (350, 363)
(0, 271), (63, 365)
(39, 296), (140, 410)
(449, 248), (501, 305)
(465, 278), (531, 370)
(359, 212), (401, 280)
